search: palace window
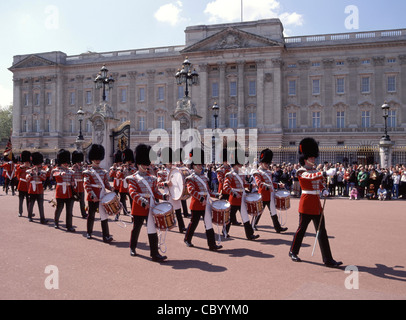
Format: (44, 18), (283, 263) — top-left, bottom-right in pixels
(229, 113), (238, 128)
(361, 111), (371, 128)
(387, 76), (396, 93)
(312, 79), (320, 95)
(212, 83), (219, 98)
(337, 111), (345, 129)
(139, 116), (146, 131)
(288, 112), (297, 129)
(248, 113), (257, 128)
(288, 80), (296, 96)
(312, 112), (321, 129)
(361, 77), (370, 93)
(230, 81), (237, 97)
(248, 81), (256, 96)
(388, 110), (397, 128)
(336, 78), (345, 94)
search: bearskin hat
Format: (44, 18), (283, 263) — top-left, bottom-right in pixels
(299, 138), (319, 165)
(88, 144), (105, 162)
(189, 148), (205, 166)
(161, 147), (173, 164)
(31, 152), (44, 166)
(72, 151), (84, 164)
(21, 151), (31, 163)
(135, 144), (152, 166)
(57, 149), (71, 165)
(114, 150), (123, 164)
(122, 148), (135, 164)
(260, 149), (273, 164)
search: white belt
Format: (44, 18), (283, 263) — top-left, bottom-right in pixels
(57, 182), (68, 194)
(302, 190), (320, 195)
(20, 178), (27, 182)
(31, 181), (42, 192)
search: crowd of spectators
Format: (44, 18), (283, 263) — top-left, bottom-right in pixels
(205, 160), (406, 201)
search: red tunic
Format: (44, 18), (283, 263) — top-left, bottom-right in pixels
(216, 165), (231, 194)
(71, 165), (85, 193)
(128, 172), (165, 217)
(223, 170), (250, 206)
(252, 168), (278, 202)
(52, 167), (75, 199)
(16, 164), (30, 192)
(26, 169), (46, 194)
(83, 167), (112, 202)
(186, 173), (216, 211)
(298, 168), (325, 215)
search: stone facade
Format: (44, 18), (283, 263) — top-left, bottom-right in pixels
(9, 19), (406, 163)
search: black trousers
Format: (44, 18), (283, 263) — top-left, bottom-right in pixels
(19, 191), (30, 216)
(28, 194), (45, 222)
(54, 198), (74, 229)
(290, 213), (333, 263)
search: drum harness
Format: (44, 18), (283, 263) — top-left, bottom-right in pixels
(263, 170), (288, 227)
(137, 174), (169, 254)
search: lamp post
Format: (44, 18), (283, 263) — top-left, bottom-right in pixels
(76, 107), (85, 143)
(212, 102), (220, 163)
(94, 65), (115, 102)
(381, 102), (391, 141)
(175, 57), (199, 98)
(379, 102), (394, 169)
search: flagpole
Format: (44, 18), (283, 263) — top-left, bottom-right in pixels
(241, 0), (243, 22)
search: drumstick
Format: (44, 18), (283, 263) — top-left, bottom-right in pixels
(312, 196), (327, 257)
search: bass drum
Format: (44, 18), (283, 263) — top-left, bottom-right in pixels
(168, 167), (190, 201)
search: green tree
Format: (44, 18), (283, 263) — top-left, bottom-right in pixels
(0, 105), (13, 141)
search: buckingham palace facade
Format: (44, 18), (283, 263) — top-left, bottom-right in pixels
(9, 19), (406, 164)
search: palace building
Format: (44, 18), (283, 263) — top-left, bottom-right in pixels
(9, 19), (406, 165)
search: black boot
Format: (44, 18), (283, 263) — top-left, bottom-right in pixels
(148, 233), (167, 262)
(101, 220), (113, 243)
(244, 221), (260, 240)
(175, 209), (186, 233)
(206, 228), (222, 251)
(272, 215), (288, 233)
(130, 220), (143, 257)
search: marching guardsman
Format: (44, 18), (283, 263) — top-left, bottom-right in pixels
(223, 147), (259, 241)
(253, 149), (288, 233)
(216, 149), (232, 201)
(116, 149), (136, 217)
(84, 144), (114, 243)
(128, 144), (169, 262)
(184, 148), (222, 251)
(157, 147), (186, 233)
(16, 151), (31, 217)
(71, 151), (87, 219)
(53, 149), (76, 232)
(289, 138), (342, 268)
(26, 152), (48, 224)
(3, 153), (17, 196)
(109, 151), (123, 195)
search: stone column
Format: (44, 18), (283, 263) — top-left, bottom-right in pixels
(198, 63), (208, 129)
(256, 59), (266, 130)
(12, 78), (22, 137)
(218, 62), (226, 128)
(379, 139), (395, 168)
(237, 60), (245, 128)
(147, 69), (156, 130)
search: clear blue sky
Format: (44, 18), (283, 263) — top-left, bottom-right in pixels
(1, 0), (406, 107)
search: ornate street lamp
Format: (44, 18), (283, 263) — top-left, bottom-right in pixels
(76, 107), (85, 142)
(175, 57), (199, 98)
(94, 65), (115, 101)
(212, 102), (220, 163)
(382, 102), (391, 141)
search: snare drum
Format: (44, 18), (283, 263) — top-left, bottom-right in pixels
(275, 190), (291, 211)
(212, 200), (231, 226)
(245, 193), (264, 217)
(152, 202), (176, 231)
(101, 193), (122, 216)
(168, 167), (190, 201)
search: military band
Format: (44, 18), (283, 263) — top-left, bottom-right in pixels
(4, 138), (343, 268)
